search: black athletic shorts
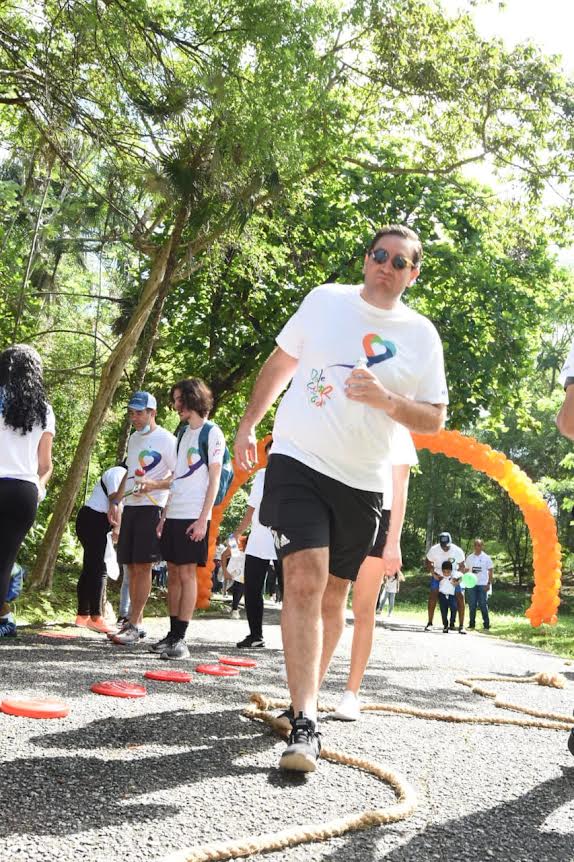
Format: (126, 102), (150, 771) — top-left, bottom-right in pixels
(367, 508), (391, 557)
(259, 454), (382, 582)
(160, 518), (210, 566)
(117, 506), (162, 565)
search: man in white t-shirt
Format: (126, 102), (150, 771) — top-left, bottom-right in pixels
(235, 224), (448, 772)
(465, 538), (493, 630)
(140, 378), (225, 659)
(425, 532), (465, 633)
(109, 391), (177, 645)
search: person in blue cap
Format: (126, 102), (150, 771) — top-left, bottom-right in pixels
(108, 391), (176, 645)
(425, 531), (465, 632)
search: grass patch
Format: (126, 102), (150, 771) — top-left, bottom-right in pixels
(380, 571), (574, 661)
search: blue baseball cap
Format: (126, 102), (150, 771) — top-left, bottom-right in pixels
(127, 391), (157, 410)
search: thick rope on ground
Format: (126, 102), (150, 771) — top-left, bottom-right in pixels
(161, 694), (417, 862)
(160, 672), (571, 862)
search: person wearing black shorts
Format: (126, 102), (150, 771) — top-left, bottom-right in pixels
(110, 391), (176, 645)
(235, 225), (448, 772)
(142, 378), (225, 660)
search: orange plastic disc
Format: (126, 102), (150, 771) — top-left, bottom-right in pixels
(195, 663), (240, 677)
(90, 680), (147, 698)
(1, 696), (70, 719)
(143, 669), (192, 683)
(218, 656), (257, 668)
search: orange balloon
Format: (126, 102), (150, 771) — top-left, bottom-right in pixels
(412, 430), (561, 627)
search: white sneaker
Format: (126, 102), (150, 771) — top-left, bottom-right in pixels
(332, 690), (361, 721)
(230, 609), (240, 619)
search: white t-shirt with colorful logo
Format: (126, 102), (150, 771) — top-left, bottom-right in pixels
(272, 284), (448, 491)
(166, 422), (225, 520)
(245, 468), (277, 561)
(427, 543), (465, 577)
(124, 426), (177, 509)
(465, 552), (493, 586)
(0, 403), (55, 488)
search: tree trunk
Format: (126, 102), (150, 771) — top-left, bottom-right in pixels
(32, 203), (189, 589)
(115, 282), (172, 460)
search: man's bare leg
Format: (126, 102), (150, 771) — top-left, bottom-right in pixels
(177, 564), (197, 621)
(167, 563), (181, 617)
(281, 547), (329, 722)
(128, 563), (152, 626)
(318, 575), (351, 686)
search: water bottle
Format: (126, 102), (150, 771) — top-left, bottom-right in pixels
(346, 357), (368, 427)
(228, 535), (241, 558)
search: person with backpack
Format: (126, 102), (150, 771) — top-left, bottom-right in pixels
(143, 377), (230, 659)
(75, 462), (127, 632)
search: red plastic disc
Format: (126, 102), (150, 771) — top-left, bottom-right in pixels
(195, 663), (240, 677)
(219, 656), (257, 668)
(90, 680), (147, 698)
(37, 630), (79, 639)
(144, 669), (192, 683)
(1, 696), (70, 719)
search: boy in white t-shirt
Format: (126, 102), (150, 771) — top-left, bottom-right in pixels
(143, 378), (225, 660)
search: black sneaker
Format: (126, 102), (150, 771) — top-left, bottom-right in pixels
(275, 705), (294, 733)
(468, 623), (476, 629)
(150, 633), (173, 654)
(279, 713), (322, 772)
(449, 623), (456, 630)
(160, 638), (190, 660)
(424, 623), (432, 631)
(458, 626), (467, 635)
(236, 635), (265, 649)
(443, 625), (449, 633)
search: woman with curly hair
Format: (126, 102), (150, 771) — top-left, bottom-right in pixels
(0, 344), (54, 609)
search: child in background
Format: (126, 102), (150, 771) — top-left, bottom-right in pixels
(220, 535), (246, 619)
(438, 560), (457, 633)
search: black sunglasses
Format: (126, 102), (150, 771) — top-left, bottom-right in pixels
(368, 248), (415, 270)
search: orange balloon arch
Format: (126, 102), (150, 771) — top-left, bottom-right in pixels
(195, 437), (271, 609)
(197, 430), (561, 627)
(412, 429), (561, 627)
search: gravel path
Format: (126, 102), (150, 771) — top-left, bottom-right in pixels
(1, 603), (573, 862)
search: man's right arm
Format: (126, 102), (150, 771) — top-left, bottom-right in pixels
(234, 346), (298, 469)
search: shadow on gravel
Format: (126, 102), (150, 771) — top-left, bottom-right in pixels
(318, 765), (574, 862)
(5, 709), (276, 836)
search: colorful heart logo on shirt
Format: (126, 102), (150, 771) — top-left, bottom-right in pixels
(363, 333), (396, 366)
(176, 446), (205, 481)
(138, 449), (161, 473)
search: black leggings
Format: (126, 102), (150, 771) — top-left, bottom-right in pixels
(0, 479), (38, 607)
(75, 505), (109, 616)
(244, 555), (277, 639)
